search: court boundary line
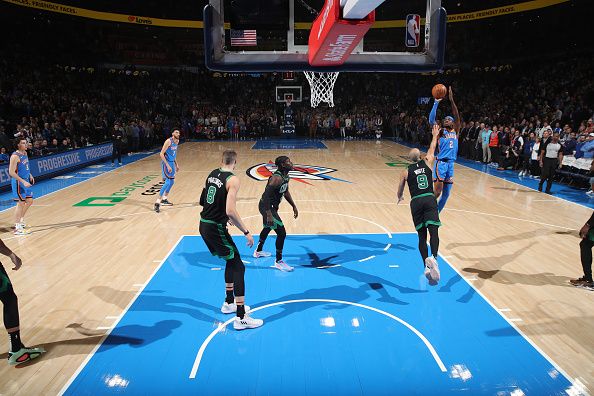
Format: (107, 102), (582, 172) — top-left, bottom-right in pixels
(439, 255), (579, 390)
(188, 298), (447, 379)
(0, 150), (159, 214)
(59, 232), (580, 392)
(58, 235), (185, 395)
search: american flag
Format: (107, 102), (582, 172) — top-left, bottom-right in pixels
(230, 29), (257, 46)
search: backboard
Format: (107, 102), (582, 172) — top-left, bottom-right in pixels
(203, 0), (446, 72)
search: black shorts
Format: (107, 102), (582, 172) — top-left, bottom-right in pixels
(199, 219), (239, 260)
(410, 194), (441, 231)
(258, 201), (284, 230)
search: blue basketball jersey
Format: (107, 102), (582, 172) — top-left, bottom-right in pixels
(437, 130), (458, 161)
(164, 138), (178, 162)
(13, 151), (30, 180)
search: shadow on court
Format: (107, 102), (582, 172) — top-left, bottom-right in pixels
(0, 321), (181, 363)
(89, 286), (219, 323)
(462, 267), (573, 287)
(255, 284), (407, 325)
(446, 229), (551, 250)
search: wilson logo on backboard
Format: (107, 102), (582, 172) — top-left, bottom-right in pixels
(246, 163), (351, 185)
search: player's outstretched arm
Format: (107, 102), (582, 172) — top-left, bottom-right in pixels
(425, 124), (440, 168)
(428, 99), (441, 126)
(448, 86), (461, 133)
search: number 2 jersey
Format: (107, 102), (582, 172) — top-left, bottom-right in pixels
(437, 129), (458, 161)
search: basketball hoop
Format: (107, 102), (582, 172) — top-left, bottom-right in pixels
(304, 71), (339, 108)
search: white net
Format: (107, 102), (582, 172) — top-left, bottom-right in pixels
(303, 71), (340, 108)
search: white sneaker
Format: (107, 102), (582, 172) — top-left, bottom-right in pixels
(275, 260), (294, 272)
(424, 256), (440, 284)
(518, 171), (524, 177)
(253, 250), (272, 258)
(221, 302), (251, 314)
(587, 190), (594, 196)
(233, 314), (264, 330)
(14, 226), (30, 236)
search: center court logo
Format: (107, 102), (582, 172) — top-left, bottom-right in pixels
(246, 163), (351, 185)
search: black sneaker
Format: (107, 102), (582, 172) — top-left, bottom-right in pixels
(161, 199), (173, 206)
(154, 203), (160, 213)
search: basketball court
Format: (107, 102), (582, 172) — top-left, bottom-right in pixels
(0, 139), (591, 395)
(0, 0), (592, 394)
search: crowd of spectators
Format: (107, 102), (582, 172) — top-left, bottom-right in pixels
(1, 50), (592, 194)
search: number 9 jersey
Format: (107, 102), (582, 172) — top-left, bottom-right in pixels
(407, 159), (441, 230)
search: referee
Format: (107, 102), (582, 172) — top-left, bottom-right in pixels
(538, 131), (563, 194)
(572, 212), (594, 289)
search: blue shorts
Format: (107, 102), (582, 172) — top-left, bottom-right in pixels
(162, 161), (175, 179)
(11, 179), (33, 201)
(434, 160), (454, 184)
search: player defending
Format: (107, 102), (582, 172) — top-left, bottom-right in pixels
(428, 86), (461, 212)
(397, 124), (442, 284)
(9, 139), (34, 235)
(253, 156), (298, 272)
(199, 150), (263, 330)
(154, 129), (180, 213)
(1, 238), (45, 364)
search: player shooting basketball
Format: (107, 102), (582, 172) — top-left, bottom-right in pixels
(428, 86), (461, 212)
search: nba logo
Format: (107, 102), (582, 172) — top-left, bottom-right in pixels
(405, 14), (420, 48)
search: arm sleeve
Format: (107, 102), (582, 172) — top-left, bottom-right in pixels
(428, 100), (440, 125)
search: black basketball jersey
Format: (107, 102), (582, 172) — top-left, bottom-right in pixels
(406, 160), (434, 199)
(200, 168), (234, 223)
(264, 171), (290, 207)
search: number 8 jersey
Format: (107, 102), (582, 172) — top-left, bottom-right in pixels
(200, 168), (235, 224)
(406, 159), (435, 199)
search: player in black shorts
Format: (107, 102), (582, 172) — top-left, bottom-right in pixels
(397, 124), (442, 284)
(0, 238), (45, 365)
(199, 150), (263, 330)
(253, 156), (299, 272)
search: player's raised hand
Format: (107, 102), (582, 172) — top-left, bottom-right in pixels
(432, 123), (440, 137)
(448, 86), (454, 101)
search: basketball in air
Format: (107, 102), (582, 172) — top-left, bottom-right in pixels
(432, 84), (447, 99)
